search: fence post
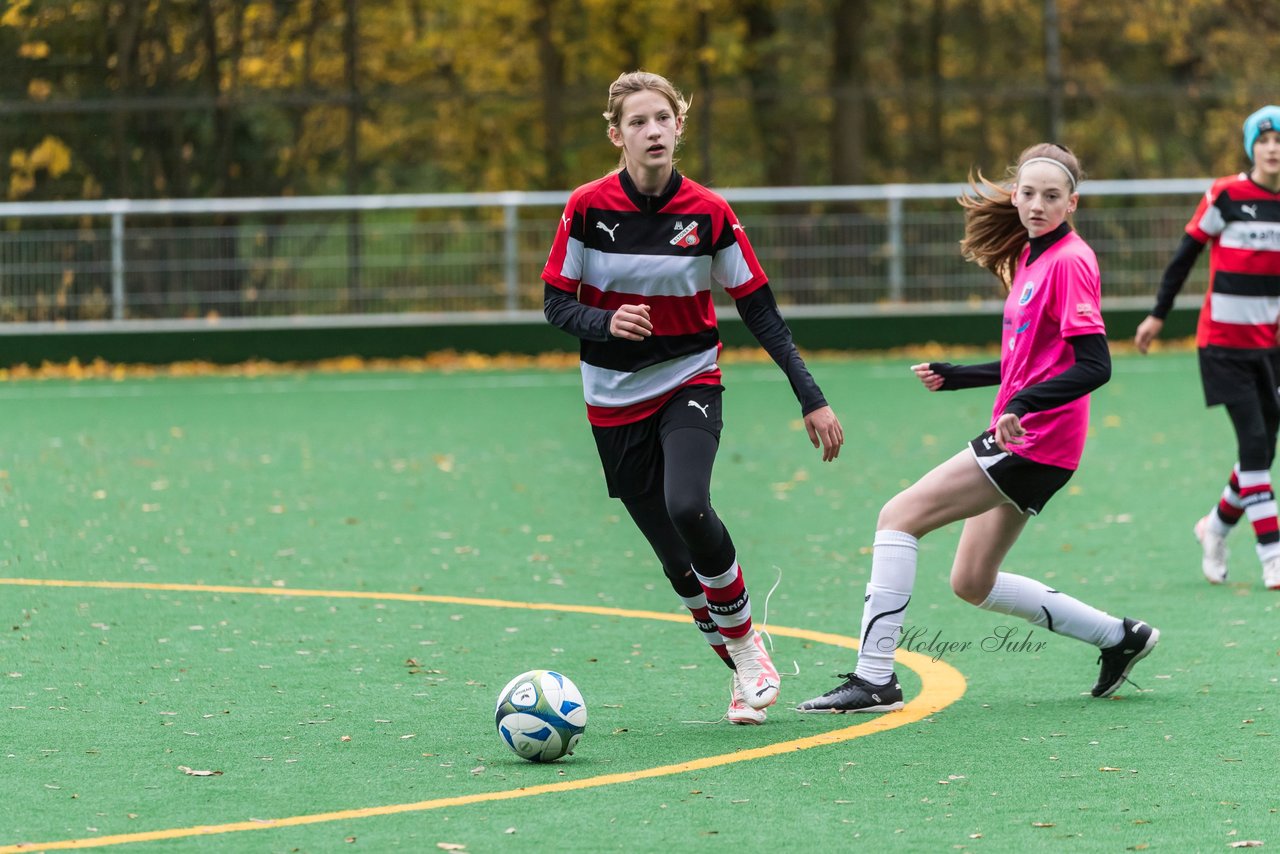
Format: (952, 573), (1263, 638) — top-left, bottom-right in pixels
(111, 210), (125, 320)
(887, 191), (904, 302)
(503, 195), (519, 312)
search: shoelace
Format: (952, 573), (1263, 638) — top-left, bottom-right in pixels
(758, 565), (800, 678)
(1094, 653), (1145, 693)
(681, 676), (746, 725)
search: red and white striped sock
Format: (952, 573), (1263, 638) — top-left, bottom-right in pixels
(1213, 465), (1245, 532)
(1239, 469), (1280, 561)
(678, 591), (735, 668)
(693, 558), (753, 641)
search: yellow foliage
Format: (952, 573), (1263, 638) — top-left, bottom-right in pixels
(0, 0), (31, 28)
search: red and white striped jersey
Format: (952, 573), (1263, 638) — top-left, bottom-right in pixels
(1188, 173), (1280, 349)
(542, 170), (767, 426)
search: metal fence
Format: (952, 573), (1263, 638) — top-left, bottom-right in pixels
(0, 179), (1214, 328)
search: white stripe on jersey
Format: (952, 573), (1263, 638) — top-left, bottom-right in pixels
(560, 236), (584, 281)
(1197, 200), (1226, 236)
(583, 250), (714, 297)
(1220, 220), (1280, 252)
(710, 241), (755, 291)
(1209, 292), (1280, 325)
(580, 347), (718, 407)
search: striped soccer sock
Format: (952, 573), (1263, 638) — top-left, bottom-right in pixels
(1238, 469), (1280, 561)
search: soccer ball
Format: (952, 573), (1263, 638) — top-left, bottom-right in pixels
(494, 670), (587, 762)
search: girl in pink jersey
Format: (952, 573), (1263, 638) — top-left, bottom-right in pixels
(543, 72), (844, 724)
(1134, 105), (1280, 590)
(799, 143), (1158, 714)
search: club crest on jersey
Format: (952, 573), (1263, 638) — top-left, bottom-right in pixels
(670, 221), (700, 247)
(1018, 280), (1036, 305)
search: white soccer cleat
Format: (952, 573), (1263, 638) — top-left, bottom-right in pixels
(724, 631), (780, 710)
(1194, 515), (1229, 584)
(726, 677), (767, 725)
(1263, 554), (1280, 591)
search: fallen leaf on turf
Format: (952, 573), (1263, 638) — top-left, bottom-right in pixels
(177, 766), (222, 777)
(1099, 766), (1123, 772)
(437, 844), (466, 851)
(1031, 822), (1055, 828)
(504, 828), (516, 834)
(1229, 843), (1264, 848)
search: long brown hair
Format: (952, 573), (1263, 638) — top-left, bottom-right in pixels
(958, 143), (1083, 290)
(601, 71), (689, 172)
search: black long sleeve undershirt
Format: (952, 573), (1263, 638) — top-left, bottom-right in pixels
(1151, 234), (1206, 320)
(928, 360), (1002, 389)
(930, 333), (1111, 417)
(544, 283), (612, 342)
(1005, 333), (1111, 416)
(542, 282), (828, 415)
(735, 284), (828, 415)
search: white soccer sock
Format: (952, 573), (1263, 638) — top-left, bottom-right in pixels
(854, 530), (917, 685)
(978, 572), (1124, 649)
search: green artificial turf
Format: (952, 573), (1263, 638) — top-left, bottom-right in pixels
(1, 352), (1277, 851)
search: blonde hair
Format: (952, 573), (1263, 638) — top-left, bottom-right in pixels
(602, 71), (689, 171)
(958, 143), (1083, 289)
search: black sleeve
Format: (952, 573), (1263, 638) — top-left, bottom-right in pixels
(1151, 235), (1207, 320)
(928, 361), (1002, 390)
(735, 284), (829, 415)
(1002, 333), (1111, 417)
(543, 283), (612, 343)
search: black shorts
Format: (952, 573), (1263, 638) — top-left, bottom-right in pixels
(1198, 346), (1280, 408)
(591, 384), (724, 499)
(968, 430), (1074, 516)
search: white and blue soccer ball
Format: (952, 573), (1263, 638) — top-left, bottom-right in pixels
(494, 669), (587, 762)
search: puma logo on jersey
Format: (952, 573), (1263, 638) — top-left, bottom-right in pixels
(1242, 204), (1258, 219)
(596, 221), (619, 241)
(687, 400), (710, 418)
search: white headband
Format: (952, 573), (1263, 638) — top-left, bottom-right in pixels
(1018, 156), (1077, 191)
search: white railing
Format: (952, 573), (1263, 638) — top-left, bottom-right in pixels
(0, 179), (1213, 329)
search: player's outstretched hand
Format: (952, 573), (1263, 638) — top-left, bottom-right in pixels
(610, 304), (652, 341)
(911, 362), (945, 391)
(993, 412), (1026, 450)
(1134, 315), (1163, 355)
(805, 405), (844, 462)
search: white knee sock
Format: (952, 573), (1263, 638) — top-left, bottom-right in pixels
(855, 530), (917, 684)
(978, 572), (1124, 649)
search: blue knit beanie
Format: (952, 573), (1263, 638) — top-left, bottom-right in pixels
(1243, 105), (1280, 161)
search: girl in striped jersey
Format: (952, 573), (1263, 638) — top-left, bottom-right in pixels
(1135, 105), (1280, 590)
(799, 144), (1158, 713)
(543, 71), (844, 725)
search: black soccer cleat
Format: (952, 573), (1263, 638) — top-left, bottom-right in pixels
(1092, 617), (1160, 698)
(795, 672), (904, 713)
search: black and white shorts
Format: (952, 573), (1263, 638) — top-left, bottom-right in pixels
(1199, 346), (1280, 409)
(591, 384), (724, 499)
(968, 430), (1074, 516)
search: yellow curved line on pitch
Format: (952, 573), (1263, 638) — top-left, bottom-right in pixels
(0, 577), (966, 853)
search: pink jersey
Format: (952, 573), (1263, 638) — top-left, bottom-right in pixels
(992, 229), (1106, 470)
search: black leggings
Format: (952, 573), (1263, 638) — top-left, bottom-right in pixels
(621, 427), (736, 599)
(1225, 396), (1280, 472)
